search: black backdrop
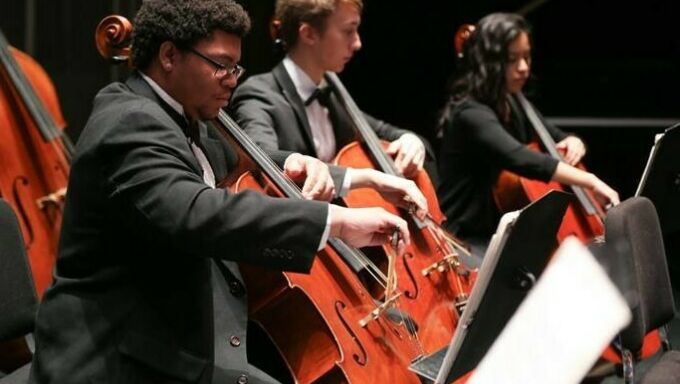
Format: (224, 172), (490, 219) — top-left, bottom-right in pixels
(2, 0), (679, 197)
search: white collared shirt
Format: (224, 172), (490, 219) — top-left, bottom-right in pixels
(282, 57), (352, 196)
(282, 56), (337, 162)
(140, 72), (216, 188)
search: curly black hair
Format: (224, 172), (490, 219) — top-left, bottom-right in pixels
(438, 13), (531, 133)
(131, 0), (251, 70)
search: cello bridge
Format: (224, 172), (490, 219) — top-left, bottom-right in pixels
(358, 292), (402, 328)
(36, 187), (67, 210)
(421, 252), (465, 277)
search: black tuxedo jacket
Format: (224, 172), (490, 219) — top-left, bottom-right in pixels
(230, 62), (409, 164)
(28, 74), (328, 384)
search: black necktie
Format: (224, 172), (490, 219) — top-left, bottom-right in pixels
(186, 118), (202, 147)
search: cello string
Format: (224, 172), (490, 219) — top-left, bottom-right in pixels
(385, 231), (425, 358)
(217, 111), (391, 288)
(219, 114), (429, 354)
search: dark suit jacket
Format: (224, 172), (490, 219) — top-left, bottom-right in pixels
(230, 62), (409, 166)
(28, 74), (328, 384)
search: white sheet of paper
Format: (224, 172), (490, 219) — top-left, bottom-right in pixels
(468, 237), (631, 384)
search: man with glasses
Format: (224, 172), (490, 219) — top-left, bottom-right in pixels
(231, 0), (429, 182)
(185, 47), (246, 80)
(28, 1), (411, 383)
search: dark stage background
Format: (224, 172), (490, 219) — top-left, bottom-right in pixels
(2, 0), (679, 198)
(2, 1), (680, 369)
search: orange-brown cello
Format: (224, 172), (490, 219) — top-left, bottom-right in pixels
(220, 112), (425, 383)
(95, 15), (424, 383)
(326, 71), (477, 353)
(0, 30), (71, 299)
(267, 19), (477, 356)
(0, 28), (72, 373)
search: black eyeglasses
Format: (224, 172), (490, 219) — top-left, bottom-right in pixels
(186, 47), (245, 80)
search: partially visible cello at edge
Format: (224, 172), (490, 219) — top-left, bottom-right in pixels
(0, 28), (72, 373)
(0, 29), (72, 298)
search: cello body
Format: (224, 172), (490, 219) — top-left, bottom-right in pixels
(0, 30), (71, 373)
(493, 142), (604, 242)
(218, 111), (423, 383)
(232, 171), (421, 384)
(324, 72), (476, 355)
(335, 141), (475, 352)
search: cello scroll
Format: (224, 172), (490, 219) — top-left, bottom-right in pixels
(95, 15), (133, 65)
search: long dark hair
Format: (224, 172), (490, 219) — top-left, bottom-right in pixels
(438, 13), (531, 134)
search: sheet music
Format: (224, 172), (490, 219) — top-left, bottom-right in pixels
(468, 237), (631, 384)
(433, 210), (519, 384)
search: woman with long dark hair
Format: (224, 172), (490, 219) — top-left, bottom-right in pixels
(436, 13), (619, 253)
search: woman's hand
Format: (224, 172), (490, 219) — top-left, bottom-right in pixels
(555, 136), (586, 166)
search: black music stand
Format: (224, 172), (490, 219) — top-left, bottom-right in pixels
(409, 190), (570, 383)
(636, 123), (680, 286)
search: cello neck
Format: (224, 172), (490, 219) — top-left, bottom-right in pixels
(514, 92), (600, 216)
(324, 72), (401, 177)
(216, 110), (303, 199)
(0, 29), (73, 158)
(325, 72), (432, 227)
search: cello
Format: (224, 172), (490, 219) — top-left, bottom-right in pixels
(0, 28), (72, 373)
(95, 15), (425, 383)
(326, 72), (477, 353)
(257, 20), (479, 356)
(0, 29), (72, 298)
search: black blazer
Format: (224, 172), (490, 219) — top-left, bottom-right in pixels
(230, 62), (409, 163)
(28, 74), (328, 384)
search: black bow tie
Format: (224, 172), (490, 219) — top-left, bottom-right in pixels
(305, 86), (333, 107)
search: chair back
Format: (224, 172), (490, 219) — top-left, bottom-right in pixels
(0, 199), (38, 341)
(605, 197), (675, 353)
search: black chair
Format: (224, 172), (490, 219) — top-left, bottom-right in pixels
(601, 197), (680, 384)
(0, 199), (38, 383)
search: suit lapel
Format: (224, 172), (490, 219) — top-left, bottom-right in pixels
(272, 63), (318, 157)
(125, 73), (240, 182)
(126, 74), (189, 133)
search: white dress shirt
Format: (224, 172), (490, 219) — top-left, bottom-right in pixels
(282, 57), (352, 196)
